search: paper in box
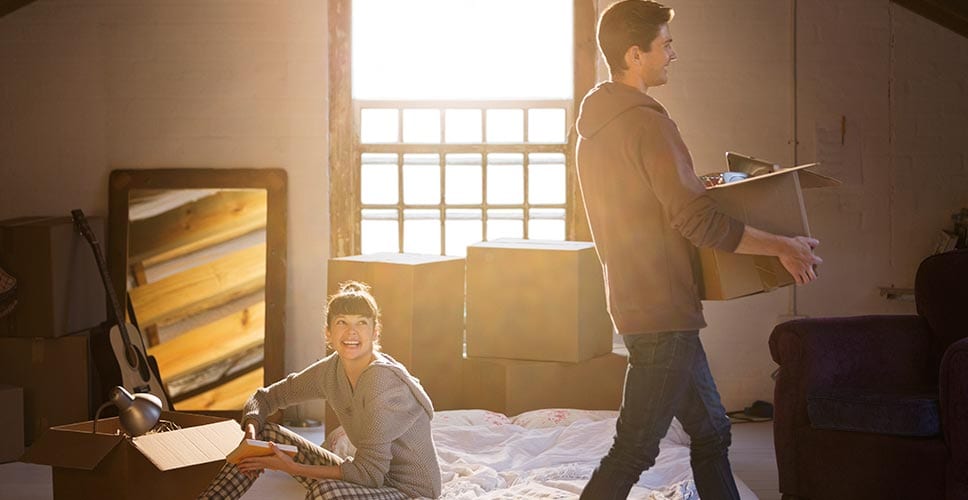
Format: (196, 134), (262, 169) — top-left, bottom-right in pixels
(0, 216), (106, 338)
(701, 161), (840, 300)
(328, 252), (465, 410)
(22, 411), (242, 500)
(462, 351), (628, 416)
(466, 239), (613, 363)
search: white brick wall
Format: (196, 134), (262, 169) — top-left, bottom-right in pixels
(598, 0), (968, 411)
(2, 0), (966, 417)
(0, 0), (330, 419)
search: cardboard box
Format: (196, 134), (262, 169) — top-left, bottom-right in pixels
(0, 216), (106, 338)
(328, 253), (465, 410)
(462, 350), (628, 416)
(466, 239), (613, 363)
(701, 163), (839, 300)
(22, 411), (242, 500)
(0, 385), (24, 463)
(0, 334), (90, 445)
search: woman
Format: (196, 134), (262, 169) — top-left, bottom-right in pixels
(199, 281), (441, 499)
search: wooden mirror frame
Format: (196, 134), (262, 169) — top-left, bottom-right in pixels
(108, 168), (287, 414)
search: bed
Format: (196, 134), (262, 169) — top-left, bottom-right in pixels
(241, 408), (756, 499)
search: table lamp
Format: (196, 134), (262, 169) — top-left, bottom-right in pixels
(92, 386), (163, 437)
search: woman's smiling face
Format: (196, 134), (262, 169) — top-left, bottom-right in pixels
(326, 313), (378, 362)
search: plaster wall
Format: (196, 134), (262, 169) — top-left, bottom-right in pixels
(0, 0), (330, 417)
(599, 0), (968, 410)
(1, 0), (966, 418)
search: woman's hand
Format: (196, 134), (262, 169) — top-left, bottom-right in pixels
(237, 442), (297, 477)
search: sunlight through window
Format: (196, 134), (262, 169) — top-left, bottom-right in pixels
(353, 0), (573, 256)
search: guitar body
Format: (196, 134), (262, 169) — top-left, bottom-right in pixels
(108, 322), (169, 409)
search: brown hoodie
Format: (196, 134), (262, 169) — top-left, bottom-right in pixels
(576, 82), (744, 335)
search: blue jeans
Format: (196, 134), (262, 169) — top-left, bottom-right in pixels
(581, 331), (740, 500)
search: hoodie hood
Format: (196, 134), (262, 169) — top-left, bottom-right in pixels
(368, 352), (435, 418)
(576, 81), (669, 140)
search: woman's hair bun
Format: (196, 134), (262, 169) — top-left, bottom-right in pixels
(338, 280), (371, 294)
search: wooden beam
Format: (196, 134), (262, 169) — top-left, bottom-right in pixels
(129, 243), (266, 328)
(176, 367), (264, 411)
(148, 301), (265, 382)
(129, 190), (267, 265)
(329, 0), (360, 257)
(568, 0), (598, 243)
(1, 0), (37, 18)
(893, 0), (968, 38)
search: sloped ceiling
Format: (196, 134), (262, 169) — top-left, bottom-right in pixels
(893, 0), (968, 37)
(1, 0), (38, 19)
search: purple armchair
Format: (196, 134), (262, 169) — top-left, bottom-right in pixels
(769, 249), (968, 500)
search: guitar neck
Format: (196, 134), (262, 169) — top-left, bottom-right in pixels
(73, 213), (133, 352)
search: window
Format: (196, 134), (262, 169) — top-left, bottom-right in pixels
(329, 0), (596, 257)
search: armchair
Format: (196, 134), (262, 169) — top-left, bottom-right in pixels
(769, 249), (968, 500)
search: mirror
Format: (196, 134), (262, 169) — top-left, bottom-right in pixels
(108, 168), (286, 414)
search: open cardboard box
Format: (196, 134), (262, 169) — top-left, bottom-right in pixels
(700, 154), (840, 300)
(23, 411), (242, 500)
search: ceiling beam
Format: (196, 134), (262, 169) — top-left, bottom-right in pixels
(893, 0), (968, 38)
(1, 0), (38, 19)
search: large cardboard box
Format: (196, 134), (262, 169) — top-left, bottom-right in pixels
(328, 253), (465, 410)
(701, 163), (839, 300)
(0, 385), (24, 463)
(462, 350), (628, 416)
(466, 239), (612, 363)
(23, 411), (242, 500)
(0, 334), (90, 445)
(0, 216), (106, 338)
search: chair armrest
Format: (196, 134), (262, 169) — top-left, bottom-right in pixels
(770, 315), (935, 398)
(941, 336), (968, 483)
(769, 315), (934, 496)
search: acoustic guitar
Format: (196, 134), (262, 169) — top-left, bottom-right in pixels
(71, 209), (170, 410)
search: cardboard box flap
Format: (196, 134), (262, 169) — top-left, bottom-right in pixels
(22, 426), (123, 470)
(726, 152), (780, 177)
(708, 163), (840, 190)
(131, 419), (242, 471)
(797, 169), (841, 189)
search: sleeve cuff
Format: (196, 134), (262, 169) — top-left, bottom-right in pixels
(719, 218), (745, 253)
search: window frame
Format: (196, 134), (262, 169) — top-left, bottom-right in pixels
(328, 0), (597, 257)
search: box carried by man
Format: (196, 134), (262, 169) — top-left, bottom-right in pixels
(699, 152), (840, 300)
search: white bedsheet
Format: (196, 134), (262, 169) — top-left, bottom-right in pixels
(323, 408), (756, 500)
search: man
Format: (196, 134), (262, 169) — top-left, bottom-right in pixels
(575, 1), (822, 499)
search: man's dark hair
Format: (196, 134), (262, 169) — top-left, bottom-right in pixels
(597, 0), (674, 75)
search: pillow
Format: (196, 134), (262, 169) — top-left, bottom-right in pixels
(432, 409), (512, 427)
(510, 408), (618, 429)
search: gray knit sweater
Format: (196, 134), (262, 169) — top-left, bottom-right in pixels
(242, 352), (441, 499)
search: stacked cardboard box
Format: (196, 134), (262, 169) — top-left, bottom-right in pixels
(0, 216), (106, 445)
(0, 385), (24, 463)
(327, 253), (466, 410)
(463, 239), (626, 415)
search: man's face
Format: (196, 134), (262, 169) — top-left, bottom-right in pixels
(637, 24), (677, 87)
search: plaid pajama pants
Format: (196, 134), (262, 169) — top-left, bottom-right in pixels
(198, 422), (410, 500)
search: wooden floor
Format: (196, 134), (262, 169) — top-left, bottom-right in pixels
(0, 421), (779, 499)
(730, 421), (780, 500)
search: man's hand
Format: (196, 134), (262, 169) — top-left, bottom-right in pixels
(777, 236), (822, 284)
(237, 442), (297, 477)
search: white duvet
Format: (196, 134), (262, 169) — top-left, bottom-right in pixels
(323, 408), (755, 499)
